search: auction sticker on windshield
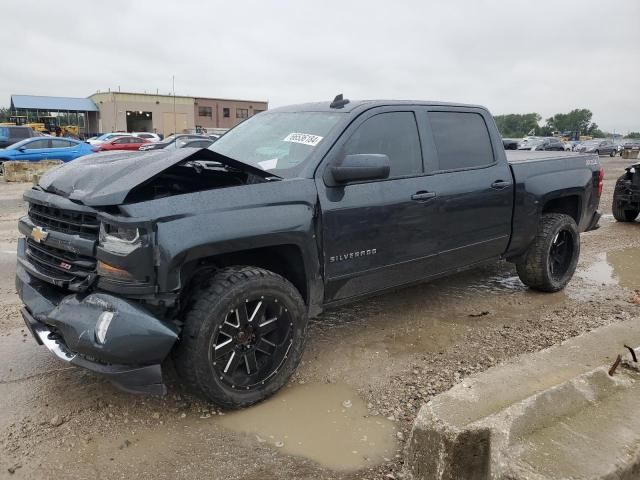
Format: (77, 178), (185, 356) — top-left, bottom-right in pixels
(283, 132), (323, 146)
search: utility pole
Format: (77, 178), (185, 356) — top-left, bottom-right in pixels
(173, 75), (176, 135)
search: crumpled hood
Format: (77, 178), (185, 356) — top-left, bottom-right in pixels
(38, 148), (277, 206)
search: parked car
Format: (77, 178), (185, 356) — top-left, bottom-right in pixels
(612, 162), (640, 222)
(133, 132), (161, 142)
(87, 133), (133, 146)
(616, 139), (640, 156)
(0, 137), (96, 169)
(517, 137), (565, 151)
(177, 138), (215, 149)
(98, 136), (150, 151)
(0, 126), (40, 148)
(139, 134), (206, 151)
(16, 97), (603, 408)
(575, 139), (617, 156)
(502, 138), (519, 150)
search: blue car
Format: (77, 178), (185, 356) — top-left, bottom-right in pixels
(0, 137), (96, 164)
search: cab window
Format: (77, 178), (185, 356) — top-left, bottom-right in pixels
(429, 112), (494, 171)
(342, 112), (422, 178)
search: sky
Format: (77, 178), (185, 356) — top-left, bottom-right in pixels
(1, 0), (639, 133)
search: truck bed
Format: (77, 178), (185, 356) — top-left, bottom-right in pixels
(506, 150), (595, 164)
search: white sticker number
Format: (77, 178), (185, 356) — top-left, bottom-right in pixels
(283, 132), (323, 146)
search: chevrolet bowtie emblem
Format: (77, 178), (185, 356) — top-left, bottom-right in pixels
(31, 226), (48, 243)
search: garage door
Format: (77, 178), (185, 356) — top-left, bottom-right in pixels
(162, 113), (187, 136)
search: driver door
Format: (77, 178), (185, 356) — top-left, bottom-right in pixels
(316, 108), (440, 302)
(19, 139), (51, 161)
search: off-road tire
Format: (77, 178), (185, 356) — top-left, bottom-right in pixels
(516, 213), (580, 292)
(612, 201), (639, 222)
(612, 179), (639, 222)
(173, 266), (308, 408)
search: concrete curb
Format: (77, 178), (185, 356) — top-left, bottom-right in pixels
(405, 320), (640, 479)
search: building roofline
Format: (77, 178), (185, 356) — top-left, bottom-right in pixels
(89, 91), (268, 104)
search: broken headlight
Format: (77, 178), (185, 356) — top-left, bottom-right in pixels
(99, 222), (141, 254)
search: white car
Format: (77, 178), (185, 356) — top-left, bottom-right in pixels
(87, 132), (133, 146)
(133, 132), (161, 142)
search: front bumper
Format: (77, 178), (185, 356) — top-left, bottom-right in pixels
(16, 240), (179, 394)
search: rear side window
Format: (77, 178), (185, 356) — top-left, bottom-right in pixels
(9, 127), (31, 139)
(342, 112), (422, 178)
(0, 127), (7, 137)
(51, 139), (74, 148)
(25, 139), (50, 149)
(429, 112), (494, 171)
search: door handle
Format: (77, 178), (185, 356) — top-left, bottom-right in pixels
(491, 180), (511, 190)
(411, 191), (437, 201)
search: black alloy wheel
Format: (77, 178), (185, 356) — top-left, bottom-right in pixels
(548, 230), (574, 281)
(210, 296), (293, 390)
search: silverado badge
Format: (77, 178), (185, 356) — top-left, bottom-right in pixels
(30, 226), (48, 243)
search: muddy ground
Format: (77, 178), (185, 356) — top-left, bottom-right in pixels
(1, 157), (639, 479)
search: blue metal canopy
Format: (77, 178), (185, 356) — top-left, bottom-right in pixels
(10, 95), (98, 112)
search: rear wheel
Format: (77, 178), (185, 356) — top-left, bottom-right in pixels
(595, 150), (600, 156)
(174, 266), (308, 408)
(516, 213), (580, 292)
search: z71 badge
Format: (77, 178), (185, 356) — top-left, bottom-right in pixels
(330, 249), (377, 263)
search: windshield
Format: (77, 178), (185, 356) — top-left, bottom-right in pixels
(208, 111), (344, 178)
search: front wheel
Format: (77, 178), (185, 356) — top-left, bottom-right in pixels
(610, 150), (617, 157)
(612, 200), (639, 222)
(174, 266), (308, 408)
(516, 213), (580, 292)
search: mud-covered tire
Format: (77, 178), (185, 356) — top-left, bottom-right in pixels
(612, 179), (639, 222)
(173, 266), (308, 408)
(612, 201), (639, 222)
(516, 213), (580, 292)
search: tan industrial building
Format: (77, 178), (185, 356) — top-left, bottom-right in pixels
(194, 97), (267, 130)
(89, 92), (268, 137)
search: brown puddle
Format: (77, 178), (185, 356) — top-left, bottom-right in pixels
(578, 247), (640, 290)
(219, 382), (398, 470)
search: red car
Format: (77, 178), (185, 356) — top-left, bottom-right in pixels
(98, 136), (150, 151)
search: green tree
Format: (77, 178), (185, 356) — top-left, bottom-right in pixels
(493, 113), (541, 137)
(625, 132), (640, 139)
(0, 107), (10, 123)
(545, 109), (599, 137)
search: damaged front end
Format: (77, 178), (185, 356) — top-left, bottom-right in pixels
(615, 163), (640, 206)
(17, 148), (278, 394)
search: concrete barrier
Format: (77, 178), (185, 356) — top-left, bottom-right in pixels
(2, 160), (63, 183)
(622, 149), (639, 160)
(405, 320), (640, 480)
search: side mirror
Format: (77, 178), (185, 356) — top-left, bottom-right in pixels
(17, 147), (26, 152)
(331, 154), (390, 183)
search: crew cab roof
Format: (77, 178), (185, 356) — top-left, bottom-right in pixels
(269, 99), (487, 114)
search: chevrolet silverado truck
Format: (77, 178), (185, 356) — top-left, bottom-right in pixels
(16, 96), (603, 408)
(612, 161), (640, 222)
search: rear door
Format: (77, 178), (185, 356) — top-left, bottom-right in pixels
(128, 137), (147, 150)
(412, 107), (514, 271)
(50, 139), (75, 161)
(317, 108), (441, 302)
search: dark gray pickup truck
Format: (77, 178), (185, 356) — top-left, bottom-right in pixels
(16, 96), (603, 407)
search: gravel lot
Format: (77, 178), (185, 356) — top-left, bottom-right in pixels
(1, 156), (639, 479)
